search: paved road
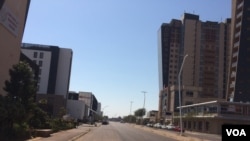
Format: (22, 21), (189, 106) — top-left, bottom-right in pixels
(28, 122), (221, 141)
(76, 122), (177, 141)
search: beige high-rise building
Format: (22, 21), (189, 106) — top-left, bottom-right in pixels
(181, 13), (231, 103)
(158, 13), (231, 122)
(0, 0), (30, 95)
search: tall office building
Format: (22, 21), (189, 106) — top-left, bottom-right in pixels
(181, 13), (231, 100)
(21, 43), (73, 99)
(227, 0), (250, 102)
(158, 20), (182, 91)
(158, 13), (231, 120)
(0, 0), (30, 95)
(158, 20), (182, 119)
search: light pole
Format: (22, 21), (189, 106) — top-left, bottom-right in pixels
(178, 54), (188, 136)
(130, 101), (133, 115)
(102, 105), (109, 116)
(141, 91), (147, 124)
(141, 91), (147, 110)
(129, 101), (133, 123)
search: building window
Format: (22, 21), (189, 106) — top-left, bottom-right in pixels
(38, 61), (43, 67)
(33, 52), (38, 58)
(198, 121), (202, 130)
(185, 101), (193, 105)
(39, 68), (42, 75)
(186, 91), (194, 97)
(39, 52), (44, 58)
(193, 121), (196, 130)
(188, 121), (191, 129)
(184, 121), (187, 128)
(38, 77), (40, 83)
(205, 122), (209, 131)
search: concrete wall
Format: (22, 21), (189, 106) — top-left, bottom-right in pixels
(0, 0), (30, 95)
(67, 99), (86, 120)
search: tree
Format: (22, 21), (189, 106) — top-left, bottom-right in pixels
(1, 61), (38, 139)
(134, 108), (146, 125)
(123, 115), (136, 123)
(134, 108), (146, 117)
(4, 61), (37, 107)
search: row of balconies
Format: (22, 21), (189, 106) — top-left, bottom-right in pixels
(237, 1), (244, 10)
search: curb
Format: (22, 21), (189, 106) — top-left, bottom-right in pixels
(68, 128), (91, 141)
(131, 124), (201, 141)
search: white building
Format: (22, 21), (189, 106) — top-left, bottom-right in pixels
(79, 91), (93, 108)
(97, 102), (102, 116)
(21, 43), (73, 98)
(67, 91), (100, 122)
(67, 99), (87, 120)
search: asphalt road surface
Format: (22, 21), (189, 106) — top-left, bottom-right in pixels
(76, 122), (177, 141)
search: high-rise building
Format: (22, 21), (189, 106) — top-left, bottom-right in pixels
(158, 20), (182, 121)
(21, 43), (73, 99)
(158, 20), (182, 91)
(0, 0), (30, 95)
(227, 0), (250, 102)
(158, 13), (231, 121)
(181, 13), (231, 101)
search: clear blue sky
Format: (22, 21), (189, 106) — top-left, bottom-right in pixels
(22, 0), (231, 118)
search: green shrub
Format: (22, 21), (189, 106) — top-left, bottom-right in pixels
(50, 118), (75, 132)
(12, 122), (30, 140)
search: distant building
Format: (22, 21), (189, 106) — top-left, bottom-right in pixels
(67, 99), (88, 121)
(97, 102), (102, 116)
(0, 0), (30, 96)
(67, 91), (100, 121)
(158, 20), (182, 91)
(21, 43), (73, 99)
(158, 13), (231, 122)
(146, 110), (158, 123)
(157, 0), (250, 135)
(68, 91), (79, 100)
(227, 0), (250, 102)
(78, 91), (98, 116)
(21, 43), (73, 117)
(177, 100), (250, 134)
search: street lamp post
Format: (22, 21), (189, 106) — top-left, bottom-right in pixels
(141, 91), (147, 124)
(130, 101), (133, 115)
(129, 101), (133, 123)
(178, 54), (188, 136)
(102, 105), (109, 116)
(141, 91), (147, 110)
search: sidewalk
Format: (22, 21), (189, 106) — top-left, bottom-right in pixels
(27, 123), (100, 141)
(131, 124), (220, 141)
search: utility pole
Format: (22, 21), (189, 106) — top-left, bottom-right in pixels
(141, 91), (147, 110)
(130, 101), (133, 115)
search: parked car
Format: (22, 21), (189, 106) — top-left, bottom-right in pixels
(153, 123), (162, 128)
(146, 123), (153, 127)
(161, 124), (167, 129)
(166, 124), (175, 130)
(173, 126), (185, 132)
